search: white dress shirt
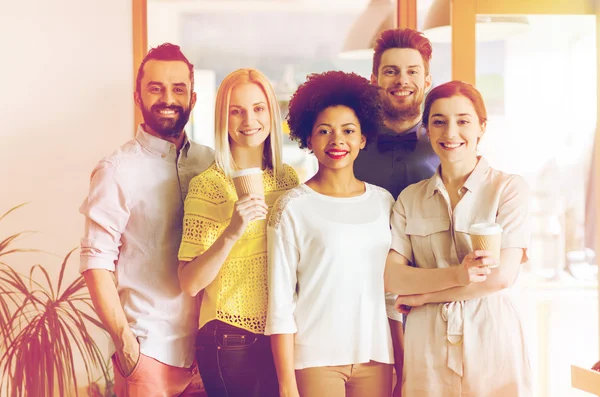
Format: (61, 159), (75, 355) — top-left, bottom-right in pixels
(79, 126), (214, 368)
(265, 183), (400, 370)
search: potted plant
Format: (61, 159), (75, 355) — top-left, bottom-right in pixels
(0, 204), (112, 396)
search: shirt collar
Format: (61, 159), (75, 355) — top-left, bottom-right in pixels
(462, 156), (490, 192)
(425, 156), (490, 199)
(135, 125), (191, 157)
(425, 170), (445, 199)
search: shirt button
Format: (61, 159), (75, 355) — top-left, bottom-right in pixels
(396, 158), (402, 162)
(161, 154), (166, 158)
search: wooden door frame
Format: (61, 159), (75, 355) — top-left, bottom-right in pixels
(132, 0), (147, 129)
(397, 0), (417, 29)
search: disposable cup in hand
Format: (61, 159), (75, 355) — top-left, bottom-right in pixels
(232, 168), (264, 198)
(468, 223), (503, 268)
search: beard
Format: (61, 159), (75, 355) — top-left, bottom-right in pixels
(141, 100), (192, 139)
(381, 89), (424, 123)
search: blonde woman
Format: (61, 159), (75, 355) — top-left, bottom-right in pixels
(178, 68), (299, 397)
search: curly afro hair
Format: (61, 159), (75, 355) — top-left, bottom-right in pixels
(287, 71), (383, 149)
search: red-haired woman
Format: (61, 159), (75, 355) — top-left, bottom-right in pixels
(384, 81), (532, 396)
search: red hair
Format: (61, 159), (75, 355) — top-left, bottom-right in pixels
(372, 28), (433, 76)
(422, 81), (488, 128)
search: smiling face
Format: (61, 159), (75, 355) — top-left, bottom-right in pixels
(372, 48), (432, 123)
(227, 82), (271, 151)
(426, 95), (485, 164)
(308, 105), (366, 171)
(135, 60), (195, 139)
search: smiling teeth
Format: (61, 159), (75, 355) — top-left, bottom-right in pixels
(241, 128), (260, 135)
(442, 143), (462, 148)
(327, 151), (347, 155)
(159, 110), (176, 115)
(393, 91), (412, 97)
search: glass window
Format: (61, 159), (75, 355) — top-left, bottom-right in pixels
(148, 0), (388, 182)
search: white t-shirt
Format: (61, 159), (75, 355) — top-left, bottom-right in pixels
(265, 183), (401, 370)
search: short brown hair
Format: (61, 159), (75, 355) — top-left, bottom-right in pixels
(372, 28), (433, 76)
(135, 43), (194, 95)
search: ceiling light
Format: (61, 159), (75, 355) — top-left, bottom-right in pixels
(340, 0), (394, 60)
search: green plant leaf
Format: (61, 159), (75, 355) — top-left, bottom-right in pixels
(0, 203), (29, 223)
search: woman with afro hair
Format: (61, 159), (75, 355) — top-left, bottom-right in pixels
(264, 71), (403, 397)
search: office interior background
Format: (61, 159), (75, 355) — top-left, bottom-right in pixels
(1, 0), (599, 395)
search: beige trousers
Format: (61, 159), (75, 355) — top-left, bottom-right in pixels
(295, 360), (393, 397)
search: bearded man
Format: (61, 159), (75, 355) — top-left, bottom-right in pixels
(79, 43), (213, 396)
(355, 28), (440, 200)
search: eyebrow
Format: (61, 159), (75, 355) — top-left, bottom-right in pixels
(382, 64), (422, 69)
(431, 113), (473, 117)
(229, 102), (267, 107)
(316, 122), (358, 127)
(147, 81), (188, 88)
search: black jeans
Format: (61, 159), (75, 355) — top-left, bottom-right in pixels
(196, 320), (279, 397)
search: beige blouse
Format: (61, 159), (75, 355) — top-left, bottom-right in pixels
(390, 156), (532, 396)
(391, 156), (529, 269)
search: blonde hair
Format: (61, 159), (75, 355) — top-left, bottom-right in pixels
(214, 68), (284, 177)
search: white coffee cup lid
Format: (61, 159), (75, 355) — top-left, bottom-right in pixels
(232, 167), (263, 178)
(469, 222), (503, 235)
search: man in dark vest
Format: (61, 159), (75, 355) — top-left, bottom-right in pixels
(355, 28), (440, 200)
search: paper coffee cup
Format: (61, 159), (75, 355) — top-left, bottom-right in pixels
(468, 223), (503, 268)
(232, 168), (264, 198)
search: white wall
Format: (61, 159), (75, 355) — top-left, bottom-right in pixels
(1, 0), (133, 393)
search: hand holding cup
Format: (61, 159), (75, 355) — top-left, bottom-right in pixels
(225, 194), (268, 240)
(225, 168), (267, 240)
(469, 223), (503, 268)
(458, 250), (493, 285)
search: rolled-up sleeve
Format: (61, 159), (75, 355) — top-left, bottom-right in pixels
(497, 175), (531, 263)
(390, 196), (413, 262)
(265, 209), (299, 335)
(385, 293), (403, 322)
(79, 160), (130, 273)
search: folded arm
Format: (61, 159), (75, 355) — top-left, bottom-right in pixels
(417, 248), (523, 303)
(415, 175), (530, 304)
(386, 194), (482, 295)
(384, 249), (491, 295)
